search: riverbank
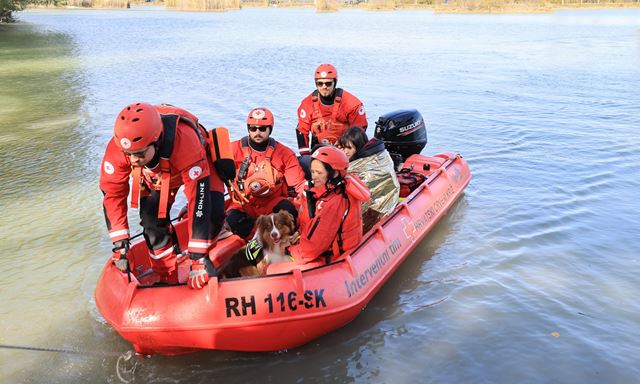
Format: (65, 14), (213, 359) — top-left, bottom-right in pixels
(21, 0), (640, 14)
(429, 1), (640, 14)
(230, 0), (640, 13)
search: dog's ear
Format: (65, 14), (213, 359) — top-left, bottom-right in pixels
(256, 214), (270, 229)
(255, 214), (271, 247)
(275, 210), (296, 233)
(276, 210), (294, 223)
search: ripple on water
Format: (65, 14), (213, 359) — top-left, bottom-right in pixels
(2, 8), (640, 384)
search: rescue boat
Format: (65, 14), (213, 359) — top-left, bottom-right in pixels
(94, 152), (471, 355)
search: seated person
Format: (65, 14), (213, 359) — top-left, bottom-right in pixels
(338, 126), (400, 233)
(287, 146), (371, 267)
(226, 107), (306, 242)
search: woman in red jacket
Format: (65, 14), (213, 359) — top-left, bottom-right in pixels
(289, 146), (371, 266)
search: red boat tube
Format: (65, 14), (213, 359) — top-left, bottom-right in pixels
(94, 152), (471, 355)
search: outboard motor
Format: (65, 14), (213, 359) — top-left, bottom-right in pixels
(374, 109), (427, 170)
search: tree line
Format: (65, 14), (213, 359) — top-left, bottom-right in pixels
(1, 0), (58, 22)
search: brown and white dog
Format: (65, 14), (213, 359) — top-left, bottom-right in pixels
(221, 210), (298, 278)
(255, 210), (298, 266)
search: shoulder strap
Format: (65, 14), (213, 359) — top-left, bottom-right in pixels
(157, 114), (179, 219)
(241, 136), (251, 158)
(159, 114), (178, 162)
(335, 193), (350, 256)
(265, 138), (276, 159)
(331, 88), (344, 123)
(312, 90), (322, 117)
(130, 166), (142, 210)
(335, 88), (344, 102)
(325, 191), (350, 264)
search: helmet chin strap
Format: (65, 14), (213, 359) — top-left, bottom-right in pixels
(327, 172), (343, 188)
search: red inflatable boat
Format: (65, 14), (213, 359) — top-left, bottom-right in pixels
(94, 152), (471, 355)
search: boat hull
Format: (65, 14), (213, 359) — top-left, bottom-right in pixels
(94, 152), (471, 355)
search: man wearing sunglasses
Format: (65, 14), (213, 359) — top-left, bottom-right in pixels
(296, 64), (368, 176)
(99, 102), (226, 289)
(225, 107), (305, 241)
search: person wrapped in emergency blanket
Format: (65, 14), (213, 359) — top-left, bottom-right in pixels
(338, 126), (400, 233)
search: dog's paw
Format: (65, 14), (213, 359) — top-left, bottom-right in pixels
(256, 259), (269, 275)
(290, 231), (300, 245)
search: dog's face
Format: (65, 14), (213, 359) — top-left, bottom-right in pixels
(221, 211), (297, 278)
(256, 211), (296, 251)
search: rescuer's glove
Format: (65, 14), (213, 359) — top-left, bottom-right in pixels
(188, 256), (217, 289)
(111, 239), (130, 272)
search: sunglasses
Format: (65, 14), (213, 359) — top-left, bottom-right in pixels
(124, 146), (151, 158)
(316, 81), (334, 88)
(248, 126), (269, 132)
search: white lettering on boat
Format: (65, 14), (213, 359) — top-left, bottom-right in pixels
(344, 248), (391, 298)
(343, 184), (456, 299)
(412, 185), (454, 233)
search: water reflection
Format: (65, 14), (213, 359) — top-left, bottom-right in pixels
(0, 22), (101, 383)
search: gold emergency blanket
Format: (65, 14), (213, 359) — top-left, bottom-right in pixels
(348, 149), (400, 232)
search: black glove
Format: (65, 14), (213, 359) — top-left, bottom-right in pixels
(111, 239), (130, 272)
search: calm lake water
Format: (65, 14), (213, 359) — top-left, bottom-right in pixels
(1, 6), (639, 383)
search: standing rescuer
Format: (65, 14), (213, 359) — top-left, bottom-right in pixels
(99, 102), (230, 289)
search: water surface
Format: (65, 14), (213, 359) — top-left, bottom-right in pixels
(1, 7), (639, 383)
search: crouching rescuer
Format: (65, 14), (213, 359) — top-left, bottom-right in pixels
(99, 102), (235, 289)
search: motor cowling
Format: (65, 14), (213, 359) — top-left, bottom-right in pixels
(374, 109), (427, 169)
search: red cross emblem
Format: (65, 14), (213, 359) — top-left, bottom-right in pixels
(401, 217), (417, 242)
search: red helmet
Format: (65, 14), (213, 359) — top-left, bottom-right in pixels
(311, 146), (349, 177)
(113, 102), (162, 151)
(246, 107), (274, 127)
(314, 64), (338, 81)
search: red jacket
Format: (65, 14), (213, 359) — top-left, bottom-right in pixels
(290, 175), (370, 264)
(296, 88), (368, 155)
(228, 137), (305, 217)
(99, 113), (223, 258)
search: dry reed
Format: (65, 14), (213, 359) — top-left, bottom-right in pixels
(63, 0), (129, 7)
(316, 0), (340, 12)
(166, 0), (241, 10)
(368, 0), (396, 9)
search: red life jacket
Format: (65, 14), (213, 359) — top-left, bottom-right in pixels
(310, 88), (347, 145)
(130, 105), (233, 219)
(329, 174), (370, 260)
(232, 137), (285, 204)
